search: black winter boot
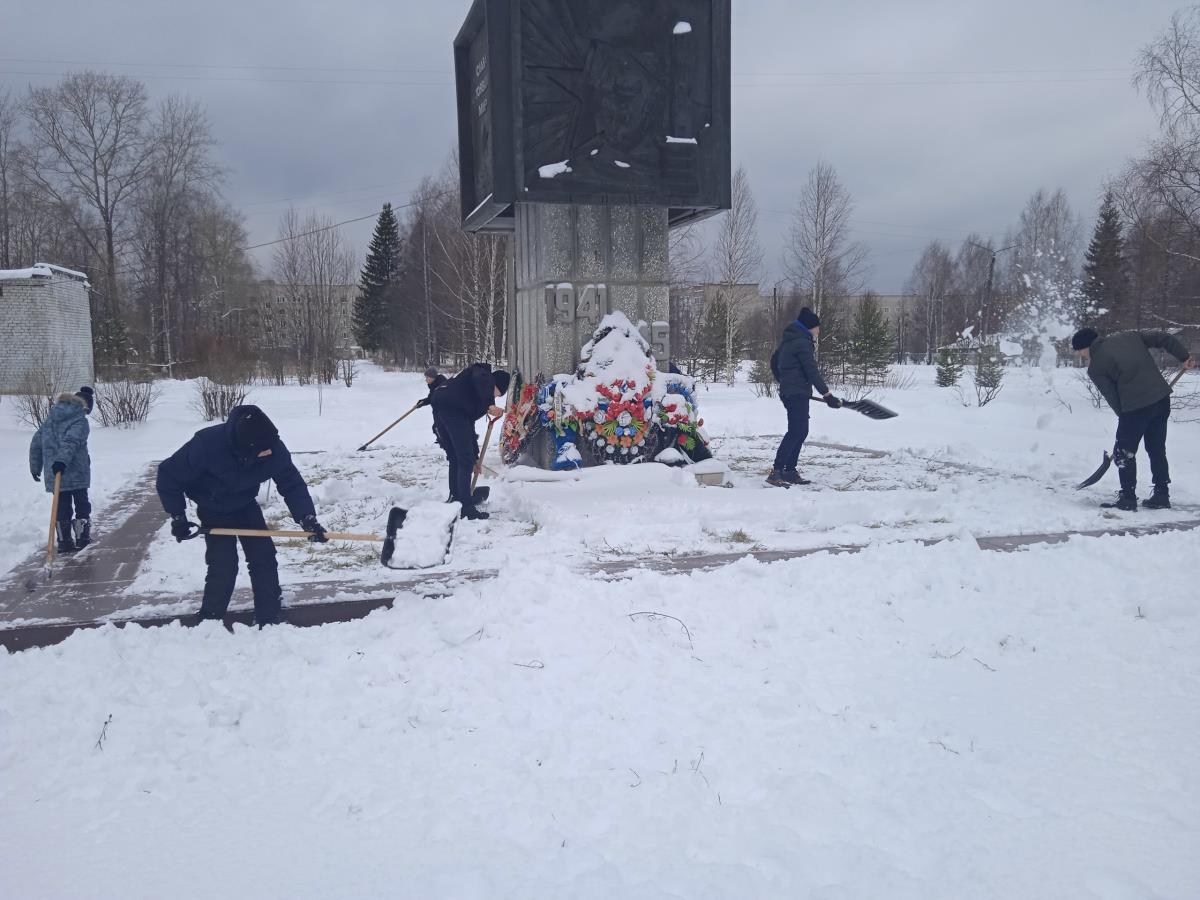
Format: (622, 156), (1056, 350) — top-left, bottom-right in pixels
(56, 522), (77, 553)
(782, 470), (812, 486)
(460, 505), (490, 521)
(766, 469), (791, 488)
(1142, 488), (1171, 510)
(72, 518), (91, 549)
(1100, 491), (1138, 512)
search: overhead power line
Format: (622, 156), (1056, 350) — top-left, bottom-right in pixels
(241, 191), (452, 252)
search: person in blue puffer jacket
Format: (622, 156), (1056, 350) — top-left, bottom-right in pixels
(156, 405), (328, 626)
(29, 387), (95, 552)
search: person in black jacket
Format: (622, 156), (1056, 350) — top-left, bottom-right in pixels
(1073, 327), (1194, 510)
(431, 363), (509, 520)
(768, 307), (841, 488)
(418, 366), (449, 447)
(156, 405), (329, 625)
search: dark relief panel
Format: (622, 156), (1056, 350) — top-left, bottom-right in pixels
(455, 0), (730, 232)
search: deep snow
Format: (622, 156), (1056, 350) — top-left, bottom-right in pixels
(2, 363), (1199, 897)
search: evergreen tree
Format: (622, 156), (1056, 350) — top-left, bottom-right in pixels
(847, 293), (892, 386)
(1080, 192), (1129, 330)
(935, 347), (964, 388)
(973, 344), (1005, 407)
(354, 203), (401, 354)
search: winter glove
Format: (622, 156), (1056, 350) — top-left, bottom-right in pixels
(824, 395), (843, 410)
(51, 461), (66, 475)
(170, 515), (199, 543)
(302, 514), (329, 544)
(32, 472), (41, 483)
(416, 397), (431, 408)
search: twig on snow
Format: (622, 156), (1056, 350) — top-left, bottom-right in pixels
(514, 660), (545, 670)
(94, 714), (113, 751)
(628, 769), (642, 788)
(628, 611), (695, 652)
(931, 646), (965, 660)
(973, 658), (997, 672)
(929, 739), (960, 755)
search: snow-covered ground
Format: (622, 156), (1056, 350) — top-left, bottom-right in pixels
(2, 364), (1199, 896)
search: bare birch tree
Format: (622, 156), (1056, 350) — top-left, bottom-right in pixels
(0, 89), (19, 268)
(711, 165), (762, 384)
(23, 72), (155, 358)
(784, 161), (868, 317)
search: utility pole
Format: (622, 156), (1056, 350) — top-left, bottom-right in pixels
(967, 241), (1014, 341)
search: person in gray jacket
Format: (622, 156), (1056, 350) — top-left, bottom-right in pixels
(29, 387), (95, 551)
(767, 307), (842, 488)
(1073, 327), (1195, 510)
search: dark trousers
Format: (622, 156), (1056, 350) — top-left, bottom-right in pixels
(56, 489), (92, 524)
(197, 502), (282, 623)
(773, 394), (811, 472)
(1114, 397), (1171, 494)
(433, 407), (479, 505)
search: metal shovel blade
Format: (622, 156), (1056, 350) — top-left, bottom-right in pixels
(1076, 452), (1113, 491)
(845, 399), (898, 420)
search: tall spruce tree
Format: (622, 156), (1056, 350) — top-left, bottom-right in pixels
(354, 203), (401, 354)
(1080, 193), (1129, 330)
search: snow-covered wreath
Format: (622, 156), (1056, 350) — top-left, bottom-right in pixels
(500, 312), (712, 470)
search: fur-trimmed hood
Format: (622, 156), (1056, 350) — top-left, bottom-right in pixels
(55, 392), (87, 410)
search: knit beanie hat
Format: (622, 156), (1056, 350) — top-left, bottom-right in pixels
(232, 406), (279, 456)
(77, 385), (95, 413)
(1071, 328), (1098, 351)
(797, 307), (821, 330)
(425, 367), (439, 379)
(492, 370), (511, 397)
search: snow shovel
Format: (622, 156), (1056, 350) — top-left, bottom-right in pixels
(357, 402), (420, 452)
(1076, 366), (1189, 490)
(187, 504), (454, 570)
(25, 472), (63, 592)
(471, 415), (502, 503)
(814, 395), (898, 420)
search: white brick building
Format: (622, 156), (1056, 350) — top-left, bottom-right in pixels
(0, 264), (94, 394)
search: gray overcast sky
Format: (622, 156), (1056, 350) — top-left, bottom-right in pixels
(0, 0), (1182, 292)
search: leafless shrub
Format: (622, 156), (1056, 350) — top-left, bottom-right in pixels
(1076, 369), (1106, 410)
(339, 357), (358, 388)
(95, 379), (158, 426)
(194, 378), (249, 421)
(14, 350), (75, 428)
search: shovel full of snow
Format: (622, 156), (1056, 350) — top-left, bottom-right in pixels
(187, 503), (459, 570)
(1076, 366), (1190, 490)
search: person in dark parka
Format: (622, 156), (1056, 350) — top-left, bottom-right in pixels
(431, 363), (509, 520)
(768, 307), (842, 488)
(29, 388), (95, 552)
(1073, 327), (1194, 511)
(418, 366), (449, 447)
(156, 405), (329, 625)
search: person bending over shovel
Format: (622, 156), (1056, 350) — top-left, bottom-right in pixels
(1073, 327), (1195, 511)
(156, 405), (330, 625)
(431, 364), (509, 520)
(767, 307), (842, 488)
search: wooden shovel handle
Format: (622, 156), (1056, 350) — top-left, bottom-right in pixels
(204, 528), (381, 542)
(46, 471), (62, 564)
(472, 415), (501, 493)
(358, 402), (421, 450)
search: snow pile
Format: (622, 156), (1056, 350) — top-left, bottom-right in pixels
(2, 534), (1199, 897)
(673, 20), (693, 34)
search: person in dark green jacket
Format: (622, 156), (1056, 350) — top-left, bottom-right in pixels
(1073, 327), (1195, 510)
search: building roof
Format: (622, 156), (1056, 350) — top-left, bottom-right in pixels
(0, 263), (90, 284)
